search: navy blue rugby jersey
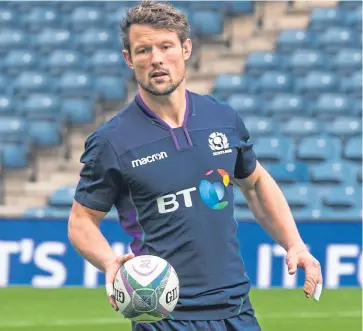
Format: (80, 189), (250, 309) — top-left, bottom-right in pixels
(74, 90), (257, 320)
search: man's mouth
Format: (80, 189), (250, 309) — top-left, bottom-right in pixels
(151, 71), (168, 78)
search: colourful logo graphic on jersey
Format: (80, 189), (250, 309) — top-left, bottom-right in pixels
(199, 169), (230, 210)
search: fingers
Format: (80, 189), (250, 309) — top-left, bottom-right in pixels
(107, 291), (119, 311)
(286, 251), (298, 275)
(303, 260), (320, 299)
(117, 253), (135, 264)
(313, 269), (323, 302)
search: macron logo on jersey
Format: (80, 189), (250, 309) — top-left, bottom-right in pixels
(131, 152), (168, 168)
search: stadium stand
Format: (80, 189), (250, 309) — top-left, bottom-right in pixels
(0, 0), (361, 223)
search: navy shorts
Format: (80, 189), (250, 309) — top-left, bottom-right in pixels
(132, 311), (262, 331)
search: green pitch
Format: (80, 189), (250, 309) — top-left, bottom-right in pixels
(0, 288), (361, 331)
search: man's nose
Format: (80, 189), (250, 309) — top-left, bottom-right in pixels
(151, 47), (164, 66)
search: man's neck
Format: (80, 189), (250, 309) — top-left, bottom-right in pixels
(138, 85), (187, 128)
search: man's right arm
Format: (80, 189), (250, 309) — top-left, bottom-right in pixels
(68, 200), (116, 272)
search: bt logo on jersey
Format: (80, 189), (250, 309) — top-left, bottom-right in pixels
(156, 169), (230, 213)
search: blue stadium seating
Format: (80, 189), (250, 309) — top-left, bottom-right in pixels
(309, 7), (344, 32)
(0, 29), (27, 53)
(288, 50), (326, 75)
(269, 162), (309, 184)
(256, 71), (293, 97)
(340, 71), (362, 97)
(48, 185), (76, 207)
(190, 8), (224, 36)
(227, 94), (261, 115)
(281, 118), (321, 136)
(34, 28), (73, 54)
(326, 117), (361, 136)
(13, 71), (55, 97)
(253, 137), (294, 163)
(45, 50), (85, 75)
(280, 184), (313, 208)
(331, 49), (362, 75)
(57, 72), (94, 97)
(318, 27), (357, 53)
(312, 93), (352, 117)
(27, 119), (64, 147)
(276, 29), (314, 53)
(297, 137), (340, 162)
(0, 8), (17, 27)
(69, 7), (104, 31)
(310, 161), (355, 184)
(95, 76), (127, 101)
(88, 50), (127, 75)
(105, 7), (128, 28)
(75, 28), (116, 53)
(344, 136), (362, 162)
(0, 95), (14, 115)
(296, 71), (339, 97)
(23, 7), (59, 32)
(20, 94), (61, 117)
(212, 75), (252, 99)
(4, 50), (38, 76)
(321, 185), (361, 209)
(61, 97), (97, 125)
(243, 117), (277, 136)
(265, 94), (305, 117)
(245, 51), (282, 76)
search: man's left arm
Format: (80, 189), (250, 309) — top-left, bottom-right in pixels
(234, 161), (323, 301)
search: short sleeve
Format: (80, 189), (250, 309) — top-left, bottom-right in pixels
(234, 113), (257, 179)
(74, 132), (122, 212)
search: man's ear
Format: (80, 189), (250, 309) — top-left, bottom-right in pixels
(122, 49), (133, 69)
(182, 39), (192, 61)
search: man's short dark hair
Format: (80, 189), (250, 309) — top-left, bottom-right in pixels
(121, 0), (191, 54)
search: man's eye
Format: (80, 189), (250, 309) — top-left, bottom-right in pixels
(138, 49), (146, 54)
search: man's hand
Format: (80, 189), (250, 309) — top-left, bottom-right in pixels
(105, 253), (135, 311)
(286, 246), (323, 301)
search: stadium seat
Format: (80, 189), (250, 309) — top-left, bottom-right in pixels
(352, 99), (362, 116)
(27, 119), (64, 147)
(281, 118), (321, 136)
(0, 117), (28, 142)
(256, 72), (293, 97)
(4, 50), (38, 76)
(61, 97), (97, 125)
(295, 71), (338, 97)
(344, 8), (362, 30)
(253, 137), (294, 163)
(357, 167), (362, 184)
(190, 8), (224, 36)
(0, 29), (27, 53)
(276, 29), (314, 53)
(245, 52), (283, 76)
(69, 7), (103, 31)
(321, 185), (361, 209)
(20, 94), (61, 118)
(269, 162), (309, 184)
(340, 71), (362, 97)
(331, 49), (362, 75)
(88, 50), (127, 75)
(13, 72), (54, 97)
(95, 76), (127, 101)
(105, 7), (128, 28)
(34, 28), (73, 54)
(326, 117), (361, 136)
(318, 27), (357, 53)
(317, 207), (361, 222)
(297, 136), (340, 162)
(226, 94), (261, 115)
(265, 94), (305, 118)
(57, 72), (94, 97)
(0, 95), (14, 115)
(45, 50), (84, 75)
(280, 184), (313, 208)
(227, 1), (253, 15)
(23, 8), (59, 32)
(75, 28), (116, 53)
(212, 75), (252, 100)
(309, 7), (343, 31)
(312, 93), (352, 118)
(339, 1), (362, 10)
(344, 136), (362, 162)
(310, 162), (355, 184)
(0, 8), (17, 28)
(0, 141), (30, 169)
(0, 76), (9, 94)
(48, 185), (76, 208)
(243, 117), (277, 136)
(22, 206), (71, 218)
(288, 50), (326, 75)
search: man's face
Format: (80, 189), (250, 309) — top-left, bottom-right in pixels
(123, 24), (192, 96)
